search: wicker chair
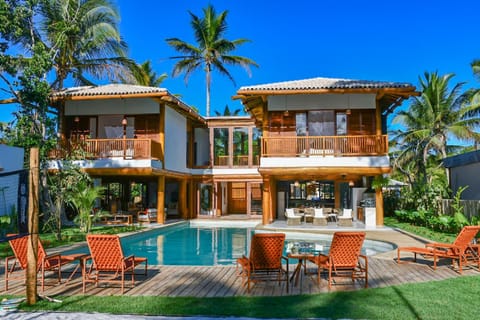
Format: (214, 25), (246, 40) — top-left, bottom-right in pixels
(308, 232), (368, 289)
(285, 208), (301, 225)
(397, 225), (480, 274)
(84, 234), (148, 294)
(236, 233), (289, 292)
(312, 208), (327, 226)
(5, 234), (84, 291)
(337, 208), (353, 227)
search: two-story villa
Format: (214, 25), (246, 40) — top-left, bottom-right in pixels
(234, 77), (417, 225)
(49, 77), (417, 227)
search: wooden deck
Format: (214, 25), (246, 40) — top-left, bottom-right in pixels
(2, 254), (478, 297)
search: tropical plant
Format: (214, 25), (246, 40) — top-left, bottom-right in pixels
(391, 71), (480, 189)
(131, 60), (167, 87)
(166, 4), (258, 116)
(68, 181), (107, 233)
(37, 0), (137, 90)
(214, 104), (242, 116)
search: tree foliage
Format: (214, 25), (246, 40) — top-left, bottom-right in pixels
(166, 4), (258, 116)
(390, 71), (480, 201)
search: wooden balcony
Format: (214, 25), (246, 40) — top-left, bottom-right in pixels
(49, 138), (162, 160)
(261, 135), (388, 157)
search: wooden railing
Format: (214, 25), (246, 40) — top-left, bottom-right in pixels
(261, 135), (388, 157)
(49, 138), (162, 160)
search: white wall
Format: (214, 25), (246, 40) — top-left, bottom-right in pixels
(164, 106), (188, 172)
(0, 145), (24, 172)
(65, 98), (160, 115)
(0, 145), (24, 217)
(268, 94), (376, 111)
(194, 127), (210, 166)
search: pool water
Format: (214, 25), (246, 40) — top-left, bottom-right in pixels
(64, 222), (396, 266)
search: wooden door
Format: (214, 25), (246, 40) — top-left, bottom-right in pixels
(228, 182), (247, 214)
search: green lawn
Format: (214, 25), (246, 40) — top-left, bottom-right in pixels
(2, 275), (479, 319)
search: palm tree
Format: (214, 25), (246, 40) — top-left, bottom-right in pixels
(39, 0), (137, 90)
(166, 4), (258, 116)
(214, 104), (242, 116)
(391, 71), (480, 185)
(133, 60), (168, 87)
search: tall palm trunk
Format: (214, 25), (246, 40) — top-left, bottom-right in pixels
(206, 64), (211, 116)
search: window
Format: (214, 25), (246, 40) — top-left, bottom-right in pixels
(233, 127), (248, 165)
(214, 128), (229, 165)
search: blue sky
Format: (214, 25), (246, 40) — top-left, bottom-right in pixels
(1, 0), (480, 122)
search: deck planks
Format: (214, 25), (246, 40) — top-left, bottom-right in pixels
(1, 256), (479, 297)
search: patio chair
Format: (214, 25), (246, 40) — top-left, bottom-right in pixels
(236, 233), (289, 292)
(397, 225), (480, 274)
(307, 232), (368, 289)
(312, 208), (327, 226)
(84, 234), (148, 294)
(337, 208), (353, 227)
(285, 208), (301, 226)
(5, 234), (85, 291)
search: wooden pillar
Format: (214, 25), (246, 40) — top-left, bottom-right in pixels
(375, 96), (382, 135)
(262, 176), (271, 225)
(189, 180), (196, 219)
(159, 103), (165, 169)
(26, 147), (39, 305)
(375, 187), (384, 226)
(270, 179), (277, 222)
(157, 176), (165, 224)
(179, 178), (187, 219)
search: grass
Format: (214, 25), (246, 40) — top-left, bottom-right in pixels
(0, 225), (143, 259)
(1, 276), (479, 319)
(384, 216), (458, 243)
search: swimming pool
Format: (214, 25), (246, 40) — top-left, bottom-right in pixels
(65, 222), (396, 266)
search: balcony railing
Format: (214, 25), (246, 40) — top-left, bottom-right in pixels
(49, 138), (162, 160)
(261, 135), (388, 157)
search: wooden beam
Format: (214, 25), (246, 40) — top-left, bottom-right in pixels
(258, 166), (391, 176)
(157, 175), (165, 224)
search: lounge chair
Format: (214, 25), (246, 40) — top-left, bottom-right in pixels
(337, 208), (353, 227)
(307, 232), (368, 289)
(84, 234), (148, 294)
(312, 208), (327, 226)
(285, 208), (301, 226)
(5, 234), (85, 291)
(236, 233), (289, 292)
(397, 225), (480, 274)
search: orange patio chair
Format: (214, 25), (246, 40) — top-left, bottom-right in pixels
(397, 225), (480, 274)
(236, 233), (289, 292)
(84, 234), (148, 294)
(307, 232), (368, 289)
(5, 234), (84, 291)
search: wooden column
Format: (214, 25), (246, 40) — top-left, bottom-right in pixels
(157, 176), (165, 224)
(159, 103), (165, 169)
(375, 187), (384, 226)
(375, 96), (382, 135)
(270, 178), (277, 222)
(262, 176), (271, 225)
(189, 180), (196, 219)
(26, 147), (39, 305)
(179, 178), (187, 220)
